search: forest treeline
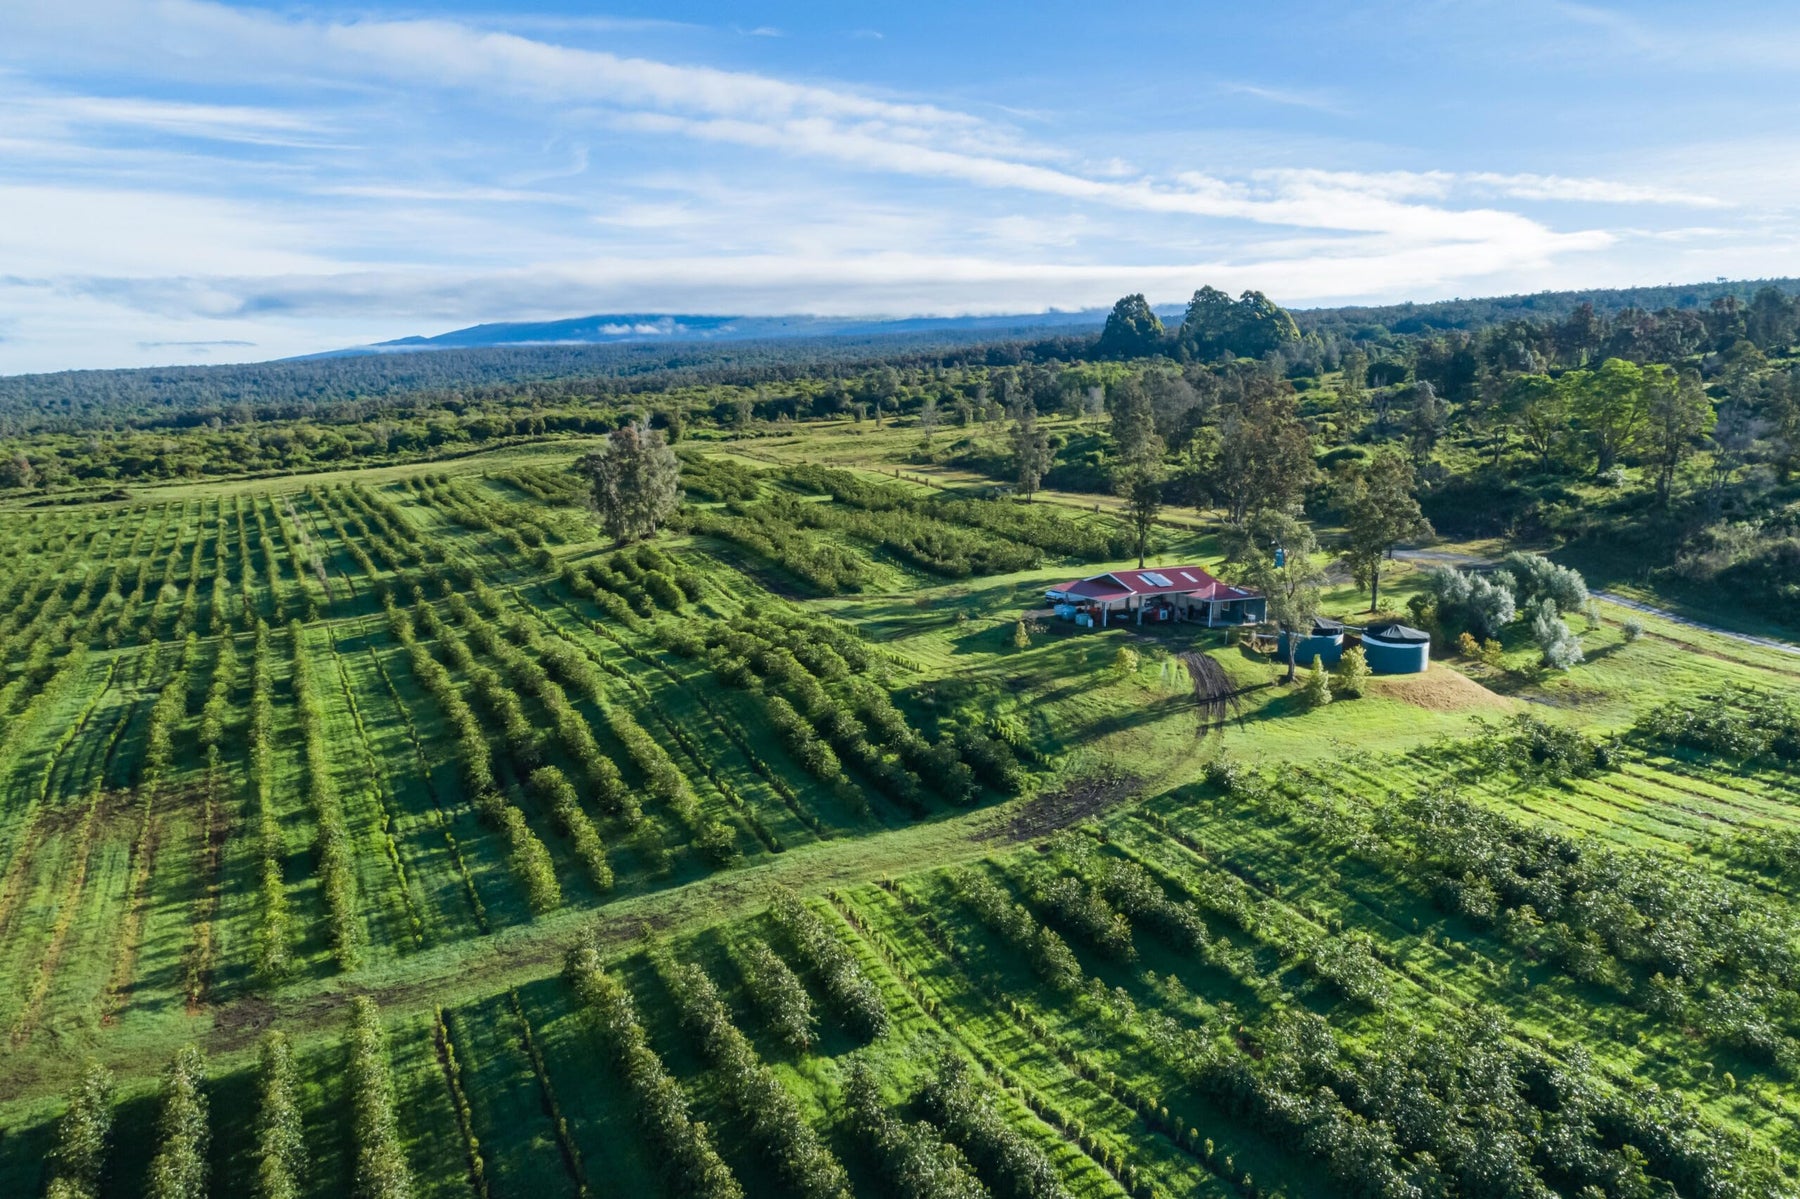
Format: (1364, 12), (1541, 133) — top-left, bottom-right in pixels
(3, 277), (1796, 434)
(3, 275), (1798, 622)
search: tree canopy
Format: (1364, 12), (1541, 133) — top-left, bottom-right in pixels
(577, 421), (681, 543)
(1096, 294), (1165, 359)
(1179, 287), (1301, 361)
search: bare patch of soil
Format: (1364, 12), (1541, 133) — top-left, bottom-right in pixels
(983, 772), (1145, 844)
(1370, 668), (1514, 713)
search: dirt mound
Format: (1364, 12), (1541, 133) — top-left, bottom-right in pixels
(1370, 667), (1513, 713)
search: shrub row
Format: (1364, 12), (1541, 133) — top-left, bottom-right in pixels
(1038, 874), (1136, 962)
(678, 451), (764, 502)
(679, 504), (875, 594)
(248, 621), (291, 983)
(563, 944), (744, 1199)
(507, 989), (590, 1193)
(733, 937), (817, 1051)
(139, 634), (194, 788)
(500, 466), (581, 505)
(417, 599), (541, 772)
(492, 610), (735, 862)
(560, 561), (647, 627)
(433, 1010), (489, 1199)
(659, 955), (852, 1199)
(842, 1059), (987, 1199)
(484, 614), (636, 821)
(499, 803), (562, 914)
(529, 767), (613, 892)
(769, 889), (890, 1040)
(256, 1030), (306, 1199)
(784, 462), (1132, 559)
(952, 870), (1082, 992)
(1636, 687), (1800, 763)
(455, 593), (634, 792)
(1171, 1002), (1771, 1199)
(46, 1061), (114, 1199)
(916, 1052), (1069, 1199)
(347, 997), (414, 1199)
(388, 604), (494, 795)
(1091, 857), (1208, 954)
(290, 621), (360, 968)
(146, 1045), (209, 1199)
(1461, 712), (1617, 783)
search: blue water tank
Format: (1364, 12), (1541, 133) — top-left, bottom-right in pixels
(1360, 623), (1430, 674)
(1278, 630), (1344, 666)
(1278, 618), (1346, 666)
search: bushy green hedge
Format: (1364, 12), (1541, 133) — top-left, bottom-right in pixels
(769, 889), (889, 1040)
(734, 938), (817, 1051)
(146, 1046), (209, 1199)
(917, 1053), (1068, 1199)
(842, 1059), (986, 1199)
(255, 1031), (306, 1199)
(564, 945), (744, 1199)
(660, 955), (851, 1199)
(347, 997), (413, 1199)
(47, 1061), (114, 1199)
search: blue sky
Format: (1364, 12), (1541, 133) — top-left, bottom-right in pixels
(3, 1), (1799, 372)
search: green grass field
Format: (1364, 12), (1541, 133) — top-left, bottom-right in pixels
(3, 429), (1799, 1199)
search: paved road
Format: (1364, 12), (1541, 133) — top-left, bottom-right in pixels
(1393, 548), (1800, 657)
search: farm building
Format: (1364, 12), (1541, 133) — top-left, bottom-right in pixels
(1046, 566), (1267, 628)
(1279, 617), (1346, 666)
(1358, 622), (1431, 673)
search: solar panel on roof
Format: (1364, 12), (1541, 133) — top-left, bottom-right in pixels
(1141, 571), (1171, 587)
(1179, 571), (1197, 582)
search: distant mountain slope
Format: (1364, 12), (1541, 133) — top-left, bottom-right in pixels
(341, 276), (1800, 356)
(336, 309), (1121, 355)
(6, 277), (1798, 428)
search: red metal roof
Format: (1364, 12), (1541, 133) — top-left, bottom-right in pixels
(1054, 578), (1132, 601)
(1047, 566), (1259, 602)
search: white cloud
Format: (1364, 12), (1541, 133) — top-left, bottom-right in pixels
(1217, 81), (1348, 116)
(9, 92), (329, 145)
(1462, 171), (1729, 208)
(0, 184), (331, 277)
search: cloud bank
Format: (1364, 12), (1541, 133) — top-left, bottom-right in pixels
(0, 0), (1791, 371)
